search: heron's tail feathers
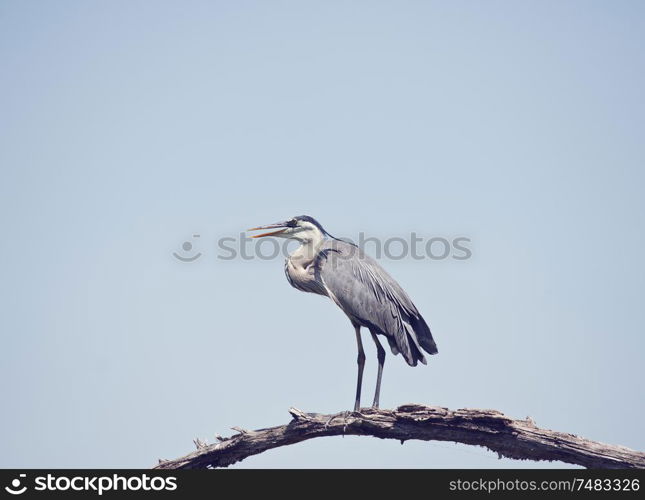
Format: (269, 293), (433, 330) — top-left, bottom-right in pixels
(384, 324), (425, 367)
(411, 314), (438, 356)
(382, 314), (438, 367)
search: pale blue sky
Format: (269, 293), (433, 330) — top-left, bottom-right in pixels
(1, 1), (644, 468)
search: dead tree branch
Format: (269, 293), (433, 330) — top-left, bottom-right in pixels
(153, 404), (645, 469)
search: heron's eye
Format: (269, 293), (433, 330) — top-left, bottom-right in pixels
(288, 219), (298, 227)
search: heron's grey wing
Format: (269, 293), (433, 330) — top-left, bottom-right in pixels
(316, 241), (437, 366)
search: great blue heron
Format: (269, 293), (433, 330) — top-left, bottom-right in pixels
(248, 215), (438, 411)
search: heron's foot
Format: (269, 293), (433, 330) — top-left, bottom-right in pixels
(323, 414), (338, 428)
(325, 410), (351, 426)
(325, 410), (363, 432)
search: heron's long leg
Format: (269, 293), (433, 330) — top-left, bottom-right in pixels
(353, 326), (365, 412)
(370, 332), (386, 408)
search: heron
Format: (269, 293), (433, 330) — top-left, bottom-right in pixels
(248, 215), (438, 412)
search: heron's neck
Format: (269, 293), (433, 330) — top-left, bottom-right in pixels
(289, 232), (326, 267)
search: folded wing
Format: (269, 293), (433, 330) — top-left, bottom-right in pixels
(315, 240), (437, 366)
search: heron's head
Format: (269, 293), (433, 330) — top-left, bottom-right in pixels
(247, 215), (329, 243)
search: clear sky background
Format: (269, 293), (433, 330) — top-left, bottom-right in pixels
(1, 1), (644, 468)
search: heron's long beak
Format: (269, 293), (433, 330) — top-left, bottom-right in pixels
(247, 221), (288, 238)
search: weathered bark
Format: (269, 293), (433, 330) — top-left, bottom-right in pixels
(153, 404), (645, 469)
